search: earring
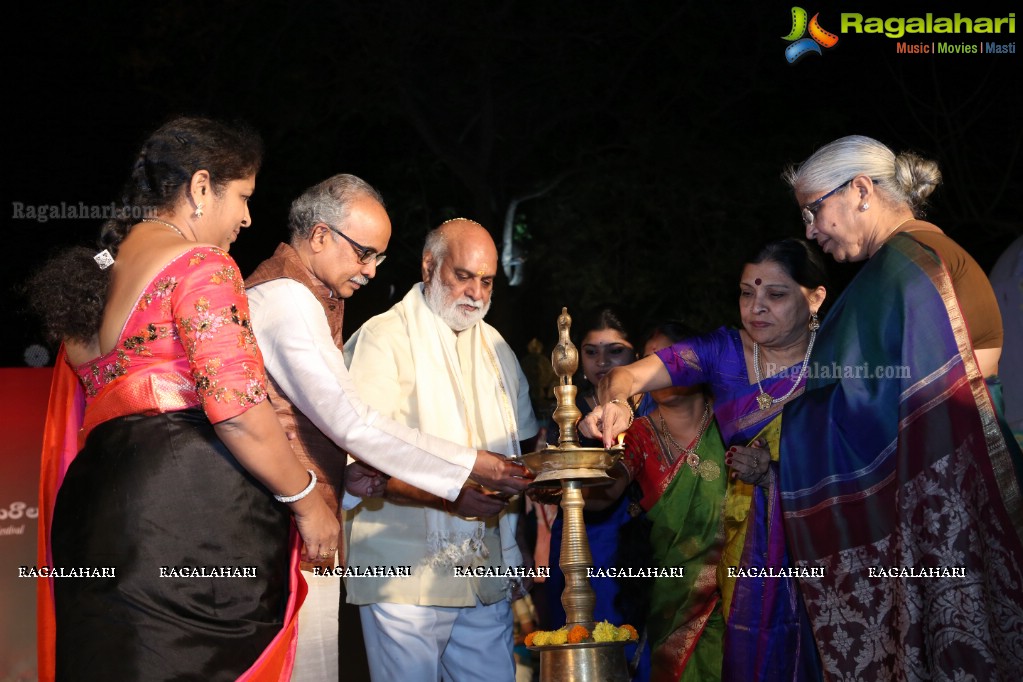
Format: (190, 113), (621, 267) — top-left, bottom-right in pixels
(860, 202), (869, 211)
(193, 202), (204, 219)
(809, 312), (820, 332)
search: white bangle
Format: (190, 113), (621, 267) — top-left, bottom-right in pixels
(274, 469), (317, 503)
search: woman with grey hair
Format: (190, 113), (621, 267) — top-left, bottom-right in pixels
(779, 135), (1023, 680)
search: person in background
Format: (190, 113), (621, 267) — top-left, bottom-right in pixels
(542, 305), (651, 681)
(519, 336), (558, 435)
(990, 234), (1023, 446)
(780, 134), (1023, 679)
(586, 320), (727, 681)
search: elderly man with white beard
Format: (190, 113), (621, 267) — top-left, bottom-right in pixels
(245, 181), (532, 682)
(343, 218), (539, 682)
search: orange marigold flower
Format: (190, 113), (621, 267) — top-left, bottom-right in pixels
(568, 625), (590, 644)
(620, 624), (639, 641)
(524, 632), (537, 647)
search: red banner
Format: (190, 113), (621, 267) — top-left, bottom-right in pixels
(0, 368), (52, 681)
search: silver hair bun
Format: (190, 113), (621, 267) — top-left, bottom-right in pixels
(893, 151), (941, 210)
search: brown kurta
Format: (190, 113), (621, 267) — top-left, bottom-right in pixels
(246, 243), (348, 571)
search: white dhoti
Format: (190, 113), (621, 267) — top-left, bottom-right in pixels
(359, 600), (515, 682)
(290, 570), (340, 682)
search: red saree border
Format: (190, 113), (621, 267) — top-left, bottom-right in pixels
(35, 347), (303, 681)
(36, 348), (84, 682)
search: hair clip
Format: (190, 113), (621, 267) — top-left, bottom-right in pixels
(93, 249), (115, 270)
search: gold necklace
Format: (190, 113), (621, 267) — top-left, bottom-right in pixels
(753, 331), (816, 410)
(142, 218), (191, 240)
(658, 402), (711, 473)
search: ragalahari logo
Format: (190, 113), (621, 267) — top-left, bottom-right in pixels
(783, 7), (839, 63)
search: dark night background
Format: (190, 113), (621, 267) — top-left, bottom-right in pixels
(4, 1), (1020, 366)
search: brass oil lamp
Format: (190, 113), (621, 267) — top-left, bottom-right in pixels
(519, 308), (630, 682)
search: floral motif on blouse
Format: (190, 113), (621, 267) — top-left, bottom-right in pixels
(136, 276), (178, 316)
(122, 322), (172, 358)
(74, 247), (267, 423)
(192, 357), (227, 406)
(232, 362), (268, 407)
(208, 263), (245, 296)
(229, 304), (259, 353)
(80, 348), (130, 397)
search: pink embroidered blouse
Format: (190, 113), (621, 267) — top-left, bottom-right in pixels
(73, 247), (268, 438)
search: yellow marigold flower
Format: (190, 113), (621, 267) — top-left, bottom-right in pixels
(549, 628), (569, 645)
(568, 625), (590, 644)
(592, 620), (619, 642)
(617, 624), (639, 641)
(531, 631), (551, 646)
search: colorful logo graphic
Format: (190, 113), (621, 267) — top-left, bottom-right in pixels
(783, 7), (839, 63)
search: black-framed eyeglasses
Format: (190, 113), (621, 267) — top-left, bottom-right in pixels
(324, 224), (387, 266)
(801, 178), (853, 227)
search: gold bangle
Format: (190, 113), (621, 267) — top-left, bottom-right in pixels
(608, 398), (634, 430)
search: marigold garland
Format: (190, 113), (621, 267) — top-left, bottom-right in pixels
(567, 625), (590, 644)
(525, 620), (638, 647)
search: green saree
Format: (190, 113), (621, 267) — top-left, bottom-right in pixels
(622, 415), (727, 681)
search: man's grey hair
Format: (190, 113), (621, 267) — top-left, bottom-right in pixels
(288, 174), (385, 240)
(422, 218), (485, 275)
(422, 226), (450, 274)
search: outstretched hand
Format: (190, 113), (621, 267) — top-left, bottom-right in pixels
(578, 402), (632, 448)
(450, 486), (510, 518)
(527, 486), (563, 505)
(471, 451), (533, 495)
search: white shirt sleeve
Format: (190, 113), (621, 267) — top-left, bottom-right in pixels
(340, 454), (361, 510)
(247, 278), (474, 500)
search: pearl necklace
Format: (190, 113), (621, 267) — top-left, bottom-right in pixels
(753, 330), (816, 410)
(658, 402), (711, 474)
(142, 218), (191, 240)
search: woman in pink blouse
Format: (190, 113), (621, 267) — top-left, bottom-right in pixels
(29, 117), (338, 681)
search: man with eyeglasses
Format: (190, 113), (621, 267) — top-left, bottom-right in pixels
(245, 176), (532, 681)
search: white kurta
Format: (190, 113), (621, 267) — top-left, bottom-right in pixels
(248, 276), (484, 682)
(344, 283), (538, 607)
(247, 278), (477, 499)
